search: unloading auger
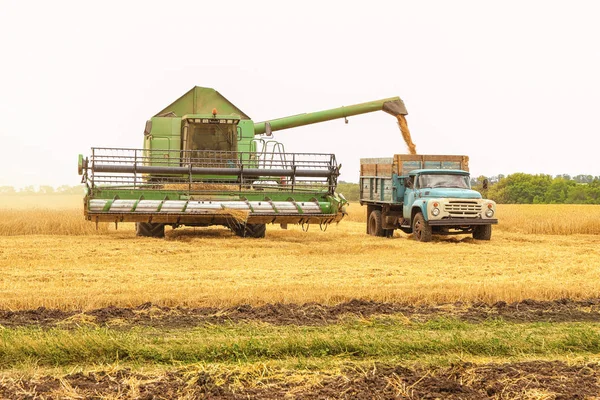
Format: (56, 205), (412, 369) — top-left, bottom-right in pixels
(78, 87), (408, 238)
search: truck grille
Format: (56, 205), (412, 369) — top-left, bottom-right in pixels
(444, 201), (482, 217)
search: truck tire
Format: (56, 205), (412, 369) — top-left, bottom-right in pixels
(412, 212), (432, 242)
(368, 209), (386, 237)
(473, 225), (492, 240)
(231, 223), (266, 238)
(136, 222), (165, 238)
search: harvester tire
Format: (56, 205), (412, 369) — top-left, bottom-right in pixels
(412, 212), (432, 242)
(473, 225), (492, 240)
(136, 222), (165, 238)
(231, 223), (266, 238)
(368, 209), (385, 237)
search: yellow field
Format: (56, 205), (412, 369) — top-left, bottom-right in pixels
(346, 203), (600, 235)
(1, 195), (600, 310)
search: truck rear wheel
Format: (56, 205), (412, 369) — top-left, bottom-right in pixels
(135, 222), (165, 238)
(412, 212), (432, 242)
(368, 210), (386, 237)
(473, 225), (492, 240)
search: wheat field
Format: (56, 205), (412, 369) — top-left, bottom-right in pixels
(1, 195), (600, 310)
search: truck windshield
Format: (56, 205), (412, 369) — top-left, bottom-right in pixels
(417, 174), (470, 189)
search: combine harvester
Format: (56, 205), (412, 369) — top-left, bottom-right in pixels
(78, 87), (408, 237)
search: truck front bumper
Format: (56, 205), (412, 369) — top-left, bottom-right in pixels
(428, 218), (498, 226)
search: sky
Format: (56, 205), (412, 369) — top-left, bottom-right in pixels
(1, 0), (599, 187)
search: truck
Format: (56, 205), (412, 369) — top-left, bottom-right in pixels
(78, 86), (409, 238)
(359, 154), (497, 241)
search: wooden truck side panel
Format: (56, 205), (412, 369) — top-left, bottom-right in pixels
(392, 154), (469, 175)
(360, 158), (394, 203)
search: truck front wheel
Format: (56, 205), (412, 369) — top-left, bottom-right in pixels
(412, 212), (432, 242)
(473, 225), (492, 240)
(368, 209), (386, 237)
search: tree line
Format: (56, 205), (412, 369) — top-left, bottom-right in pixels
(472, 174), (600, 204)
(0, 185), (83, 195)
(4, 174), (600, 204)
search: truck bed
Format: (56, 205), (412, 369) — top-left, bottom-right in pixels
(359, 154), (470, 203)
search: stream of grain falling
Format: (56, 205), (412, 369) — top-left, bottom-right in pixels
(397, 115), (417, 155)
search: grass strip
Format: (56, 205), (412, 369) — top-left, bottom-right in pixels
(0, 318), (599, 367)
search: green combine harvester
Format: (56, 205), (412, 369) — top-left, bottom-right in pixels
(78, 87), (407, 238)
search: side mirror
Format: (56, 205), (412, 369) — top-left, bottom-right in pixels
(405, 176), (413, 188)
(482, 179), (489, 190)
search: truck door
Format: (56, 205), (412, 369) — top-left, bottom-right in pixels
(403, 175), (417, 220)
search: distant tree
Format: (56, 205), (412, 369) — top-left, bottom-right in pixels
(0, 186), (16, 194)
(566, 185), (588, 203)
(19, 185), (36, 194)
(501, 173), (552, 204)
(573, 174), (594, 184)
(38, 185), (55, 194)
(336, 181), (360, 202)
(587, 180), (600, 203)
(544, 178), (574, 203)
(56, 185), (84, 194)
(471, 175), (489, 197)
(487, 179), (507, 203)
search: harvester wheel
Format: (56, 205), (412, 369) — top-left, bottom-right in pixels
(473, 225), (492, 240)
(368, 209), (385, 237)
(135, 222), (165, 238)
(231, 223), (266, 238)
(412, 212), (432, 242)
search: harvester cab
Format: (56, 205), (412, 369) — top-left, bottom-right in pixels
(78, 86), (408, 238)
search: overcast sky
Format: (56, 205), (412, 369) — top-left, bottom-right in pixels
(1, 0), (599, 188)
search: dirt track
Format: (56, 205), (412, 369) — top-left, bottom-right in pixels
(1, 361), (598, 399)
(1, 298), (600, 328)
(1, 300), (600, 398)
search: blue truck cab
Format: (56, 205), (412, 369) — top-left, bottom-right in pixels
(359, 155), (498, 241)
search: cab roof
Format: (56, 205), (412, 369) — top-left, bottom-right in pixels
(154, 86), (250, 119)
(407, 169), (469, 176)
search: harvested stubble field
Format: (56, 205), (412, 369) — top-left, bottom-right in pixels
(1, 194), (600, 399)
(1, 196), (600, 309)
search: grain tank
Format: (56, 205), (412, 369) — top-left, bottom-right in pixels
(78, 87), (408, 238)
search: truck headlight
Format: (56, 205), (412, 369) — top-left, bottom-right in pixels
(432, 208), (440, 216)
(485, 209), (494, 217)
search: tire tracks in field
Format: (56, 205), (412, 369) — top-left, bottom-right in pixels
(1, 298), (600, 328)
(1, 360), (599, 399)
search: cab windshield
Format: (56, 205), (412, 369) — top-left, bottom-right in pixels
(187, 123), (237, 152)
(417, 174), (470, 189)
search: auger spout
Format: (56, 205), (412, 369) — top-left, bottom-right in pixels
(253, 97), (408, 135)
